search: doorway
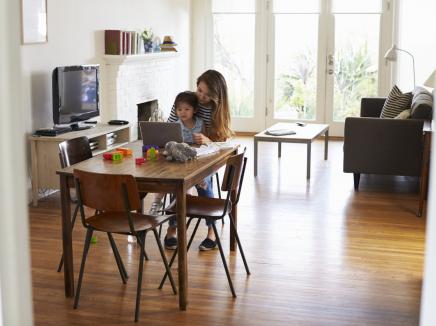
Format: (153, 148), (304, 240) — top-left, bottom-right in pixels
(209, 0), (393, 136)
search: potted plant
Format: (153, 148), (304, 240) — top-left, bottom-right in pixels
(141, 28), (154, 52)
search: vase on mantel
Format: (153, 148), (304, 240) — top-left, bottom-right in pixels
(144, 41), (153, 53)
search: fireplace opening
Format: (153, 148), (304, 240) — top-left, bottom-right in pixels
(137, 100), (159, 139)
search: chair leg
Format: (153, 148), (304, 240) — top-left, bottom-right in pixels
(57, 203), (80, 272)
(135, 233), (149, 261)
(228, 213), (250, 275)
(159, 217), (199, 289)
(152, 229), (177, 295)
(158, 194), (168, 238)
(212, 223), (236, 298)
(134, 232), (146, 322)
(107, 233), (128, 283)
(73, 228), (94, 309)
(215, 172), (224, 226)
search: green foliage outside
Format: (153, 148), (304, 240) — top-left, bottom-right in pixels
(333, 43), (377, 121)
(277, 43), (377, 121)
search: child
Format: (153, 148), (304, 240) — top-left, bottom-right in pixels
(174, 91), (204, 143)
(149, 91), (204, 215)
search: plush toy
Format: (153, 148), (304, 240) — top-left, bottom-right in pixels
(163, 141), (197, 162)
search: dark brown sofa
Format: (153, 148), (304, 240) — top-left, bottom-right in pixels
(343, 97), (425, 190)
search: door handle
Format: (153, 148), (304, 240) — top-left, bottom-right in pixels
(328, 54), (334, 66)
(328, 68), (334, 75)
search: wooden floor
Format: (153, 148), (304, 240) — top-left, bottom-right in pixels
(29, 137), (426, 325)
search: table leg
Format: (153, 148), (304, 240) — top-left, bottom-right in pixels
(254, 138), (258, 177)
(278, 142), (281, 158)
(230, 189), (237, 251)
(60, 175), (74, 297)
(418, 132), (431, 217)
(307, 142), (311, 180)
(324, 129), (329, 160)
(176, 183), (188, 310)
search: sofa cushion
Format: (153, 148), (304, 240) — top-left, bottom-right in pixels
(411, 86), (433, 119)
(380, 85), (412, 118)
(395, 109), (412, 119)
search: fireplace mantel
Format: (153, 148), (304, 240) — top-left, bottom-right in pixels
(102, 52), (179, 65)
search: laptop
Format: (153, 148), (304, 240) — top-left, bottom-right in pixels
(139, 121), (183, 148)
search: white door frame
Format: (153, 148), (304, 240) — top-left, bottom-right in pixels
(193, 0), (394, 135)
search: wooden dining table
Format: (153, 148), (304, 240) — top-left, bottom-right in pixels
(56, 140), (238, 310)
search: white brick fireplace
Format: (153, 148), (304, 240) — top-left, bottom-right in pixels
(101, 52), (179, 140)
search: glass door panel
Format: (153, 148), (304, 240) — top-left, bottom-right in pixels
(331, 14), (381, 122)
(272, 14), (319, 120)
(213, 14), (255, 118)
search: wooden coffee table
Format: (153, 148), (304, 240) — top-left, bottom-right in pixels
(254, 122), (329, 179)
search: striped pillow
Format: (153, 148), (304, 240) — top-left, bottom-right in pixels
(380, 85), (412, 118)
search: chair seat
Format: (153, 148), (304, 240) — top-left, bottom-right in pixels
(85, 212), (173, 234)
(166, 195), (231, 219)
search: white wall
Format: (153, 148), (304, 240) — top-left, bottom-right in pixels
(420, 87), (436, 325)
(21, 0), (191, 132)
(395, 0), (436, 91)
(1, 0), (34, 324)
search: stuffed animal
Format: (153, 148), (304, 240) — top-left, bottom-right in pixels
(163, 141), (197, 162)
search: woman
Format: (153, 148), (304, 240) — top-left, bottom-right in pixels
(152, 69), (233, 251)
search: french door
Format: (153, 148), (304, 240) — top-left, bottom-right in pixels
(211, 0), (393, 136)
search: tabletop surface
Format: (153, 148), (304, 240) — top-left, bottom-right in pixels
(254, 123), (329, 141)
(57, 141), (237, 182)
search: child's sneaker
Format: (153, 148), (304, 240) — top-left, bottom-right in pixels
(199, 238), (217, 251)
(164, 236), (177, 250)
(148, 200), (163, 215)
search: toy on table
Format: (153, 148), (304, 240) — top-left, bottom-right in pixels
(103, 151), (123, 161)
(142, 144), (159, 160)
(135, 157), (145, 165)
(163, 141), (196, 162)
(116, 147), (133, 156)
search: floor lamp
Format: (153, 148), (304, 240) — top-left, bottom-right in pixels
(424, 69), (435, 88)
(384, 44), (416, 88)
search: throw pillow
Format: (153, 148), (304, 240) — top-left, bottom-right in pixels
(411, 86), (433, 119)
(380, 85), (412, 118)
(394, 109), (411, 119)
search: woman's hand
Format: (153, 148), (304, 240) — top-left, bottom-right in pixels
(192, 133), (211, 145)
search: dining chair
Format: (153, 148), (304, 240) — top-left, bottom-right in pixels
(72, 169), (177, 322)
(57, 136), (93, 272)
(57, 137), (150, 272)
(159, 149), (250, 297)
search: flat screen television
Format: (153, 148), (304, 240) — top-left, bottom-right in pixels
(52, 65), (99, 130)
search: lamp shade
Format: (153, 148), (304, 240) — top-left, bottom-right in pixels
(384, 45), (398, 61)
(424, 70), (435, 88)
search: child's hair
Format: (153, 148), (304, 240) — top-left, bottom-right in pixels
(197, 70), (233, 142)
(174, 91), (198, 111)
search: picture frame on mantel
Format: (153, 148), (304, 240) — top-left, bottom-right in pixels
(21, 0), (48, 44)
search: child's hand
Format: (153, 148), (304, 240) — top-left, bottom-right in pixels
(192, 133), (211, 145)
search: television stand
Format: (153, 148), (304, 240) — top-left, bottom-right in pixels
(29, 123), (130, 206)
(70, 123), (92, 131)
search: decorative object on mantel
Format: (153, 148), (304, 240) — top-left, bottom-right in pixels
(22, 0), (47, 44)
(105, 29), (142, 55)
(160, 36), (178, 52)
(142, 27), (154, 53)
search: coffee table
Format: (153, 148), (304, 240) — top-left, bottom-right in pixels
(254, 122), (329, 179)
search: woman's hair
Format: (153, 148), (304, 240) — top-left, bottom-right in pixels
(174, 91), (198, 111)
(197, 70), (233, 141)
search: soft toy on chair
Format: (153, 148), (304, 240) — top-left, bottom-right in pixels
(163, 141), (197, 162)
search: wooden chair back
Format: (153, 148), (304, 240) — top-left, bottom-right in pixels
(59, 136), (93, 168)
(73, 169), (141, 212)
(221, 149), (248, 204)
